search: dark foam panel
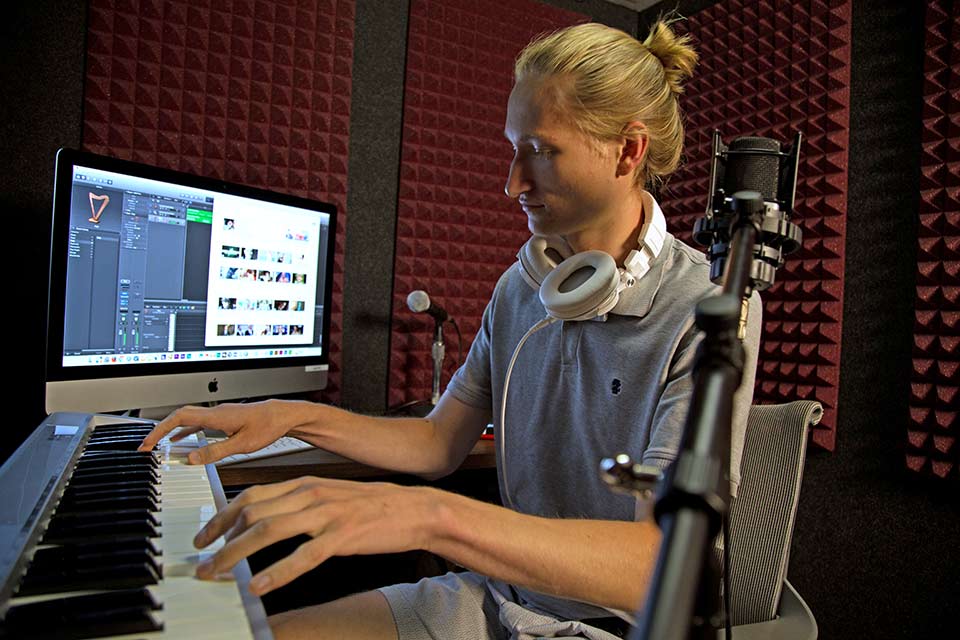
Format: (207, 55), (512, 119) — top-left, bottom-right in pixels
(908, 0), (960, 479)
(669, 0), (852, 451)
(81, 0), (355, 402)
(388, 0), (587, 407)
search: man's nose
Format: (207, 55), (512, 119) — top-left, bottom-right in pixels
(504, 158), (531, 199)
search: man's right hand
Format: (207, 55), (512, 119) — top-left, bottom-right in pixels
(137, 400), (299, 464)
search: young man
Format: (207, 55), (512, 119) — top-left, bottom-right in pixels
(140, 21), (760, 640)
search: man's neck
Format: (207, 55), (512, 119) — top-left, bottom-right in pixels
(564, 190), (647, 266)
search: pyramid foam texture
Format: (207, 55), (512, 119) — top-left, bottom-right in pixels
(670, 0), (852, 451)
(388, 0), (587, 407)
(82, 0), (355, 402)
(907, 0), (960, 480)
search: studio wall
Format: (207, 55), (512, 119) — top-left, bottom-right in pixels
(387, 0), (589, 408)
(81, 0), (356, 401)
(909, 0), (960, 480)
(669, 0), (852, 452)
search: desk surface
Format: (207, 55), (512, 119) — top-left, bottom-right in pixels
(216, 439), (496, 486)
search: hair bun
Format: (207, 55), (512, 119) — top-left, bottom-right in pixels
(643, 20), (698, 95)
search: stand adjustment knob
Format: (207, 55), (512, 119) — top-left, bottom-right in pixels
(600, 454), (663, 499)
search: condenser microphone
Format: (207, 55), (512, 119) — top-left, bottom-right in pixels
(407, 290), (449, 323)
(694, 130), (804, 292)
(721, 136), (781, 200)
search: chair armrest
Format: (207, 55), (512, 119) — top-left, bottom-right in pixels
(715, 580), (818, 640)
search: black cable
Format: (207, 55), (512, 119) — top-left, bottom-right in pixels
(384, 398), (433, 416)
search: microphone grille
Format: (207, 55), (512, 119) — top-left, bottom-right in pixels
(406, 290), (430, 313)
(725, 136), (780, 201)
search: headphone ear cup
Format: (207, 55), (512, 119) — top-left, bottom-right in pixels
(539, 250), (620, 321)
(516, 236), (574, 290)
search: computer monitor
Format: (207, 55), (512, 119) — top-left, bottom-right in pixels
(44, 148), (337, 415)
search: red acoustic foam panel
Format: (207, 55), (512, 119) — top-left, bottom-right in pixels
(669, 0), (852, 451)
(388, 0), (587, 408)
(908, 0), (960, 480)
(82, 0), (355, 403)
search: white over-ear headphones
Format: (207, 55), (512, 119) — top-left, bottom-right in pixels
(515, 203), (668, 320)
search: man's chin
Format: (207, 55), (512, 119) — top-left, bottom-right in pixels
(526, 216), (555, 237)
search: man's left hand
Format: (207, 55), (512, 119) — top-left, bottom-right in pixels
(194, 477), (440, 595)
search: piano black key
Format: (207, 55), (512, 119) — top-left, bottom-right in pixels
(66, 468), (160, 485)
(1, 587), (163, 639)
(61, 480), (159, 499)
(89, 424), (155, 436)
(77, 449), (156, 461)
(71, 465), (157, 480)
(48, 508), (161, 526)
(17, 557), (162, 596)
(76, 457), (160, 471)
(56, 492), (160, 514)
(26, 546), (162, 576)
(91, 422), (156, 432)
(32, 537), (161, 558)
(86, 430), (153, 440)
(27, 545), (154, 568)
(43, 515), (161, 544)
(88, 430), (154, 439)
(83, 438), (153, 452)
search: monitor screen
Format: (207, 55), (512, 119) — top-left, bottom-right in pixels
(45, 148), (337, 414)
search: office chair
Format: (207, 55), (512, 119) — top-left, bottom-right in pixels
(718, 400), (822, 639)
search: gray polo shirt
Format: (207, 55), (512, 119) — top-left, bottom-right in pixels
(449, 231), (760, 512)
(446, 219), (761, 619)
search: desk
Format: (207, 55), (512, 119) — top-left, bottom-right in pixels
(216, 439), (496, 486)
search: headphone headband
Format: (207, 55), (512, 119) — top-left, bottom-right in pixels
(624, 197), (668, 281)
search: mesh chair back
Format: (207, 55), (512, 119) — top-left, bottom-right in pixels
(726, 400), (822, 625)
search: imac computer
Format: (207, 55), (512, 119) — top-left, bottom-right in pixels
(44, 148), (337, 416)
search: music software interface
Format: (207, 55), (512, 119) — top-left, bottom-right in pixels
(62, 166), (330, 368)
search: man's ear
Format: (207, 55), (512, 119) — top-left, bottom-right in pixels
(617, 121), (648, 177)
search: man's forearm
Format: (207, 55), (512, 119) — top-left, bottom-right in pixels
(424, 487), (661, 613)
(283, 400), (480, 478)
(282, 402), (445, 474)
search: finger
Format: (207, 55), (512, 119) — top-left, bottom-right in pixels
(197, 509), (315, 581)
(137, 414), (180, 451)
(169, 425), (203, 442)
(195, 478), (311, 548)
(248, 536), (335, 595)
(222, 487), (322, 542)
(137, 410), (191, 451)
(187, 438), (242, 465)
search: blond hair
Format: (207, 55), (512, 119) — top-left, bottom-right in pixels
(514, 20), (698, 189)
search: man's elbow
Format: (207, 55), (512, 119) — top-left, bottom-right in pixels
(417, 468), (452, 482)
(416, 454), (463, 481)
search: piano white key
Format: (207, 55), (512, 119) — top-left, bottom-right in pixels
(3, 421), (271, 639)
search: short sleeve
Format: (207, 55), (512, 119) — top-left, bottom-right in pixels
(445, 274), (510, 412)
(641, 291), (762, 498)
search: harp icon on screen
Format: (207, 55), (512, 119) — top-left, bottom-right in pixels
(88, 192), (110, 224)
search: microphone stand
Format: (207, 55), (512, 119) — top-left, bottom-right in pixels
(631, 192), (764, 640)
(600, 132), (802, 640)
(430, 319), (445, 406)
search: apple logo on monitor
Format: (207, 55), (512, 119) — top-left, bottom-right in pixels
(208, 378), (219, 393)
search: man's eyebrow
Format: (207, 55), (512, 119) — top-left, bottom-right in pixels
(503, 132), (555, 145)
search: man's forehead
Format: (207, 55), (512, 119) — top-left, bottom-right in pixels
(504, 75), (575, 139)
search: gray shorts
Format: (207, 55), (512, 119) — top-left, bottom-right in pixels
(379, 572), (626, 640)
